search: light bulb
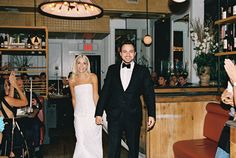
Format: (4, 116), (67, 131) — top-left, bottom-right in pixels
(172, 0), (187, 3)
(143, 35), (152, 46)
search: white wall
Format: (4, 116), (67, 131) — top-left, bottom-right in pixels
(48, 39), (106, 86)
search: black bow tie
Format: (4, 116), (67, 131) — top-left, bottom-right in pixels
(122, 63), (131, 69)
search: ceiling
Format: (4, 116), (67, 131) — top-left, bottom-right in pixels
(0, 0), (188, 39)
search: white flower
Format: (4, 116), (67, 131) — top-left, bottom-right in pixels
(190, 19), (218, 55)
(195, 41), (200, 47)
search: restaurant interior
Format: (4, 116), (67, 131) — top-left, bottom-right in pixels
(0, 0), (236, 158)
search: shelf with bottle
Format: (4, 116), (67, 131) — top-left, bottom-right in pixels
(215, 15), (236, 25)
(217, 0), (236, 24)
(0, 48), (46, 54)
(214, 13), (236, 56)
(215, 51), (236, 56)
(0, 34), (46, 51)
(0, 26), (48, 97)
(0, 26), (47, 52)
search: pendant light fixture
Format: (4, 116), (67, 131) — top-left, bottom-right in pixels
(168, 0), (189, 15)
(143, 0), (152, 46)
(38, 0), (103, 20)
(172, 0), (187, 2)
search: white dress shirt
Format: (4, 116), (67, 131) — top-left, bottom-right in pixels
(120, 61), (135, 91)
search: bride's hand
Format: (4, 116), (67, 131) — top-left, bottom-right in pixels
(95, 116), (103, 125)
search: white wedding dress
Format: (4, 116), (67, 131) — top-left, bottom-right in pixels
(73, 84), (103, 158)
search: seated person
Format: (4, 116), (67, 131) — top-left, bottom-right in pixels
(39, 72), (46, 82)
(177, 74), (191, 87)
(169, 74), (178, 87)
(20, 73), (30, 82)
(1, 73), (10, 80)
(62, 77), (69, 95)
(62, 72), (72, 96)
(151, 71), (158, 86)
(157, 74), (168, 87)
(34, 75), (46, 95)
(215, 82), (234, 158)
(215, 59), (236, 158)
(0, 71), (28, 157)
(15, 78), (43, 155)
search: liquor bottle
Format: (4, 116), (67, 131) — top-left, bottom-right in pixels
(33, 36), (39, 49)
(26, 35), (32, 49)
(233, 0), (236, 15)
(3, 34), (8, 48)
(233, 23), (236, 51)
(0, 34), (4, 48)
(227, 0), (232, 17)
(227, 29), (233, 51)
(41, 35), (46, 49)
(223, 25), (228, 52)
(221, 25), (226, 40)
(221, 0), (227, 19)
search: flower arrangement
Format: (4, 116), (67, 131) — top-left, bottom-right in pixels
(190, 18), (218, 75)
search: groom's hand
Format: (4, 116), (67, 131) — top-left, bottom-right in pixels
(95, 116), (103, 125)
(147, 116), (155, 131)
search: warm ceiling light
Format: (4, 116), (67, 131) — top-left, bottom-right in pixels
(143, 35), (152, 46)
(172, 0), (187, 2)
(38, 0), (103, 20)
(143, 0), (152, 46)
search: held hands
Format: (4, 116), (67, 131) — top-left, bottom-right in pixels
(147, 116), (155, 131)
(95, 116), (103, 125)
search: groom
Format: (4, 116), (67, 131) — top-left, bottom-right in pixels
(95, 40), (156, 158)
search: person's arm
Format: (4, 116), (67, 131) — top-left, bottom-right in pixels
(32, 92), (43, 109)
(69, 78), (76, 109)
(6, 72), (28, 107)
(91, 73), (99, 106)
(224, 59), (236, 106)
(95, 66), (112, 117)
(142, 67), (156, 130)
(95, 66), (113, 125)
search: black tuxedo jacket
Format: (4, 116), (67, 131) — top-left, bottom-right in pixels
(95, 63), (155, 124)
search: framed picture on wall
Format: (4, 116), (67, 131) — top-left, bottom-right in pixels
(115, 29), (137, 63)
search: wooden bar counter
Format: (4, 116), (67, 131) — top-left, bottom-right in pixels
(146, 86), (222, 158)
(225, 120), (236, 158)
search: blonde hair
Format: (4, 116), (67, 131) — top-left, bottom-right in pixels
(72, 55), (91, 75)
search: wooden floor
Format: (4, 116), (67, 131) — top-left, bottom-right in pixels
(41, 126), (128, 158)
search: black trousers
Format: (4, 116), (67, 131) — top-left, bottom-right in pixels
(108, 113), (141, 158)
(1, 120), (26, 157)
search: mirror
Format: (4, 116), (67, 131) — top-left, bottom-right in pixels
(171, 14), (190, 76)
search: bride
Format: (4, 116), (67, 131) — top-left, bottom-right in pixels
(69, 55), (102, 158)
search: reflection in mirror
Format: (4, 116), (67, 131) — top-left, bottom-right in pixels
(171, 14), (190, 78)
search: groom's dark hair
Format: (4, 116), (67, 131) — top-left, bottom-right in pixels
(120, 40), (136, 52)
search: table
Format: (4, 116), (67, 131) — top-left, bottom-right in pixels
(16, 108), (39, 119)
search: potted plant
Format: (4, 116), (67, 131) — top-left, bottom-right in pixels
(11, 56), (32, 71)
(190, 18), (218, 85)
